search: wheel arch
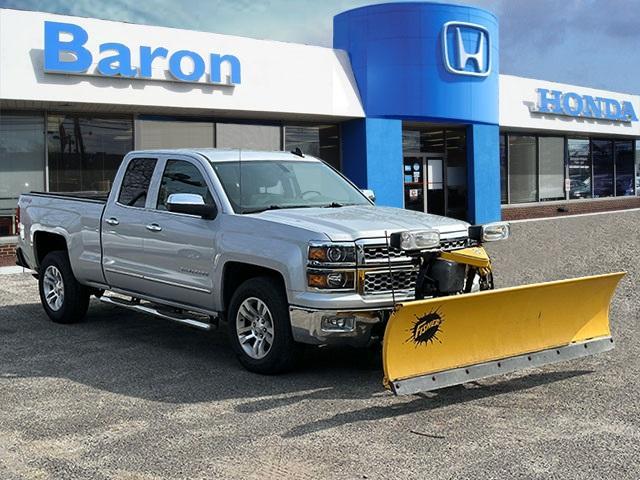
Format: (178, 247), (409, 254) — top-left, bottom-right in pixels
(222, 261), (287, 315)
(33, 229), (69, 268)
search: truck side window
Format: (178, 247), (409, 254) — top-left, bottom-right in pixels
(118, 158), (157, 208)
(157, 160), (214, 211)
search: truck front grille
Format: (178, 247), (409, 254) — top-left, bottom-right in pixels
(362, 268), (418, 295)
(361, 245), (405, 262)
(440, 237), (470, 250)
(360, 237), (470, 265)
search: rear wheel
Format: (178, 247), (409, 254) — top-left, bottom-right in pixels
(38, 251), (90, 324)
(227, 277), (300, 374)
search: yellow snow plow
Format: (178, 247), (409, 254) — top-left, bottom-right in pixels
(379, 225), (624, 395)
(382, 271), (624, 395)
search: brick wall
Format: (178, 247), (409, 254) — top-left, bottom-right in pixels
(0, 243), (16, 267)
(502, 197), (640, 221)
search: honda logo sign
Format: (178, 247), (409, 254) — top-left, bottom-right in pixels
(442, 21), (491, 77)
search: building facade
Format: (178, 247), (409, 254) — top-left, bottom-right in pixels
(1, 4), (639, 264)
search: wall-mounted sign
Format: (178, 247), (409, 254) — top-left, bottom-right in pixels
(442, 21), (491, 77)
(43, 21), (241, 86)
(530, 88), (637, 122)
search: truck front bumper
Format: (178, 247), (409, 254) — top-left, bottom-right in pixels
(289, 307), (389, 347)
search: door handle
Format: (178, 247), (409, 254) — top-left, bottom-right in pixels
(105, 217), (119, 226)
(146, 223), (162, 232)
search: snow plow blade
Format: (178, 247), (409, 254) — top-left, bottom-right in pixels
(382, 272), (624, 395)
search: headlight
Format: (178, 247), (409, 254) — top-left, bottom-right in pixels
(307, 270), (355, 290)
(469, 222), (510, 242)
(308, 243), (356, 265)
(390, 230), (440, 251)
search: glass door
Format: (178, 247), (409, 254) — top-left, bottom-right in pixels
(426, 155), (445, 216)
(403, 154), (446, 215)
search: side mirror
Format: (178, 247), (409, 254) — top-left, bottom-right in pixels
(362, 189), (376, 203)
(167, 193), (217, 219)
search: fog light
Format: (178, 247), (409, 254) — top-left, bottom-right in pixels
(321, 315), (356, 332)
(326, 272), (346, 288)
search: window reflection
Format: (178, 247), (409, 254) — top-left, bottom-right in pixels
(284, 125), (340, 170)
(508, 136), (537, 203)
(0, 113), (45, 237)
(500, 135), (508, 204)
(614, 141), (635, 196)
(568, 139), (591, 199)
(592, 139), (614, 198)
(47, 114), (133, 193)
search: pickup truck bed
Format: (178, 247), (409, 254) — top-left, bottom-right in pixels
(19, 192), (108, 286)
(28, 191), (109, 203)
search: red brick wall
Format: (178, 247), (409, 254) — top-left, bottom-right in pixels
(0, 243), (16, 267)
(502, 197), (640, 221)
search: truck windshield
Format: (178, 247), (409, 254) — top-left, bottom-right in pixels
(211, 160), (371, 214)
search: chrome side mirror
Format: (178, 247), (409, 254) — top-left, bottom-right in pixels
(362, 189), (376, 203)
(167, 193), (217, 219)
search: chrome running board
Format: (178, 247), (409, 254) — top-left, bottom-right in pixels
(99, 295), (214, 331)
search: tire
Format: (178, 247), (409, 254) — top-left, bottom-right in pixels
(38, 251), (90, 324)
(227, 276), (300, 374)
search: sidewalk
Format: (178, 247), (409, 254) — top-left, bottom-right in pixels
(0, 265), (32, 275)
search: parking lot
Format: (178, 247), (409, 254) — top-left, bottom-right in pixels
(1, 210), (639, 480)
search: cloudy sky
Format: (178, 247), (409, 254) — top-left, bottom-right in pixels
(2, 0), (638, 94)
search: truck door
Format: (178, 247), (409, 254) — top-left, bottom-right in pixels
(137, 155), (218, 310)
(102, 156), (159, 292)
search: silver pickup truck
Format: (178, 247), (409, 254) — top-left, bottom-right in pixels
(16, 149), (506, 374)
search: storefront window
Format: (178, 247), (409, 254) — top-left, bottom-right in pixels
(508, 135), (537, 203)
(0, 113), (45, 237)
(592, 139), (614, 198)
(217, 123), (281, 151)
(503, 134), (638, 205)
(614, 141), (635, 196)
(285, 125), (340, 170)
(538, 137), (565, 201)
(500, 135), (508, 204)
(48, 115), (133, 192)
(136, 119), (214, 149)
(402, 130), (420, 152)
(421, 129), (445, 154)
(636, 141), (640, 195)
(568, 139), (591, 199)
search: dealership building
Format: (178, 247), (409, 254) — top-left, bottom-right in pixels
(1, 4), (639, 264)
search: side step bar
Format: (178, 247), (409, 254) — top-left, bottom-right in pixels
(99, 295), (215, 331)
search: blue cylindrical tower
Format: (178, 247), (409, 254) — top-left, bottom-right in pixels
(335, 2), (501, 223)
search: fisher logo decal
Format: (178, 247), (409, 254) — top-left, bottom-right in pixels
(407, 309), (444, 347)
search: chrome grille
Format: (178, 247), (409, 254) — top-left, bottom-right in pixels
(440, 237), (471, 251)
(360, 237), (470, 264)
(362, 245), (405, 262)
(363, 268), (418, 295)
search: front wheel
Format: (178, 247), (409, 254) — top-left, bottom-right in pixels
(38, 251), (90, 324)
(227, 277), (300, 374)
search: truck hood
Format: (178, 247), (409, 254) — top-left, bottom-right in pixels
(251, 205), (470, 241)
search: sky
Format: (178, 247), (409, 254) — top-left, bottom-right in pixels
(1, 0), (638, 94)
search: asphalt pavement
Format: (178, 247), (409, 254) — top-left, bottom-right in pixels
(1, 210), (638, 479)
